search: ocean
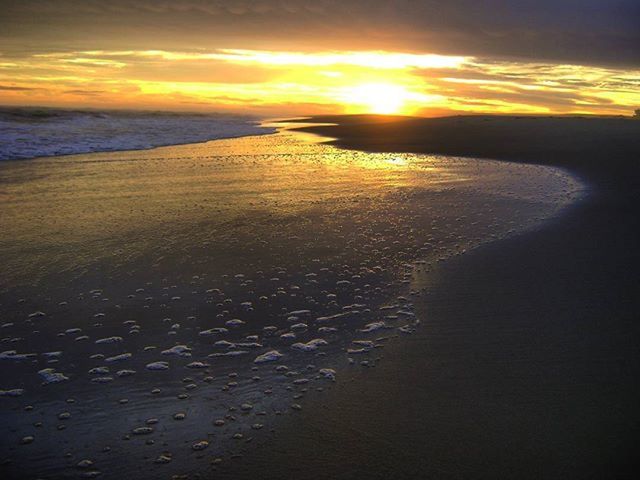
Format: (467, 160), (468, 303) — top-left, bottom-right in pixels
(0, 107), (273, 161)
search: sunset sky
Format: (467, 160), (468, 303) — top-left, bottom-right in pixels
(1, 0), (639, 116)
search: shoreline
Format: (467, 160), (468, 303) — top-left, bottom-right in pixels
(217, 115), (640, 479)
(292, 114), (640, 192)
(0, 115), (636, 478)
(0, 119), (576, 479)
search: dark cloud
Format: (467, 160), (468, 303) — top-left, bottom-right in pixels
(64, 89), (104, 96)
(0, 85), (39, 91)
(457, 87), (615, 109)
(0, 0), (638, 67)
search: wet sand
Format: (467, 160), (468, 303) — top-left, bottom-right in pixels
(0, 121), (582, 479)
(217, 115), (640, 479)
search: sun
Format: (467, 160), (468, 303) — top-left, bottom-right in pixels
(344, 83), (411, 114)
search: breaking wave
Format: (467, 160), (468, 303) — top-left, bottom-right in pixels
(0, 107), (274, 161)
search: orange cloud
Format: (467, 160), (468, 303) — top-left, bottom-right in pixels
(1, 48), (638, 116)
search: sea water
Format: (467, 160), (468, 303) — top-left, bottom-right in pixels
(0, 121), (584, 479)
(0, 107), (273, 161)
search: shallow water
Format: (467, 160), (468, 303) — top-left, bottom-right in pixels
(0, 122), (583, 479)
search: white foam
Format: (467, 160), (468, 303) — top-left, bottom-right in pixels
(186, 361), (209, 369)
(319, 368), (337, 380)
(291, 339), (328, 352)
(161, 345), (192, 357)
(0, 350), (37, 361)
(199, 328), (228, 336)
(146, 361), (169, 371)
(0, 108), (274, 161)
(360, 321), (387, 333)
(38, 368), (69, 384)
(105, 353), (132, 362)
(254, 350), (284, 363)
(0, 388), (25, 397)
(208, 350), (248, 358)
(225, 319), (245, 327)
(95, 336), (123, 344)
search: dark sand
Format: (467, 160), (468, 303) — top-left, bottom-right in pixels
(220, 115), (640, 479)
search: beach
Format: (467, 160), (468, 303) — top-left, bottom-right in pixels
(0, 117), (587, 479)
(2, 1), (638, 478)
(0, 114), (637, 480)
(217, 115), (640, 479)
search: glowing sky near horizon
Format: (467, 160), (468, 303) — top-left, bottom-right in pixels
(2, 48), (639, 116)
(1, 0), (639, 116)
